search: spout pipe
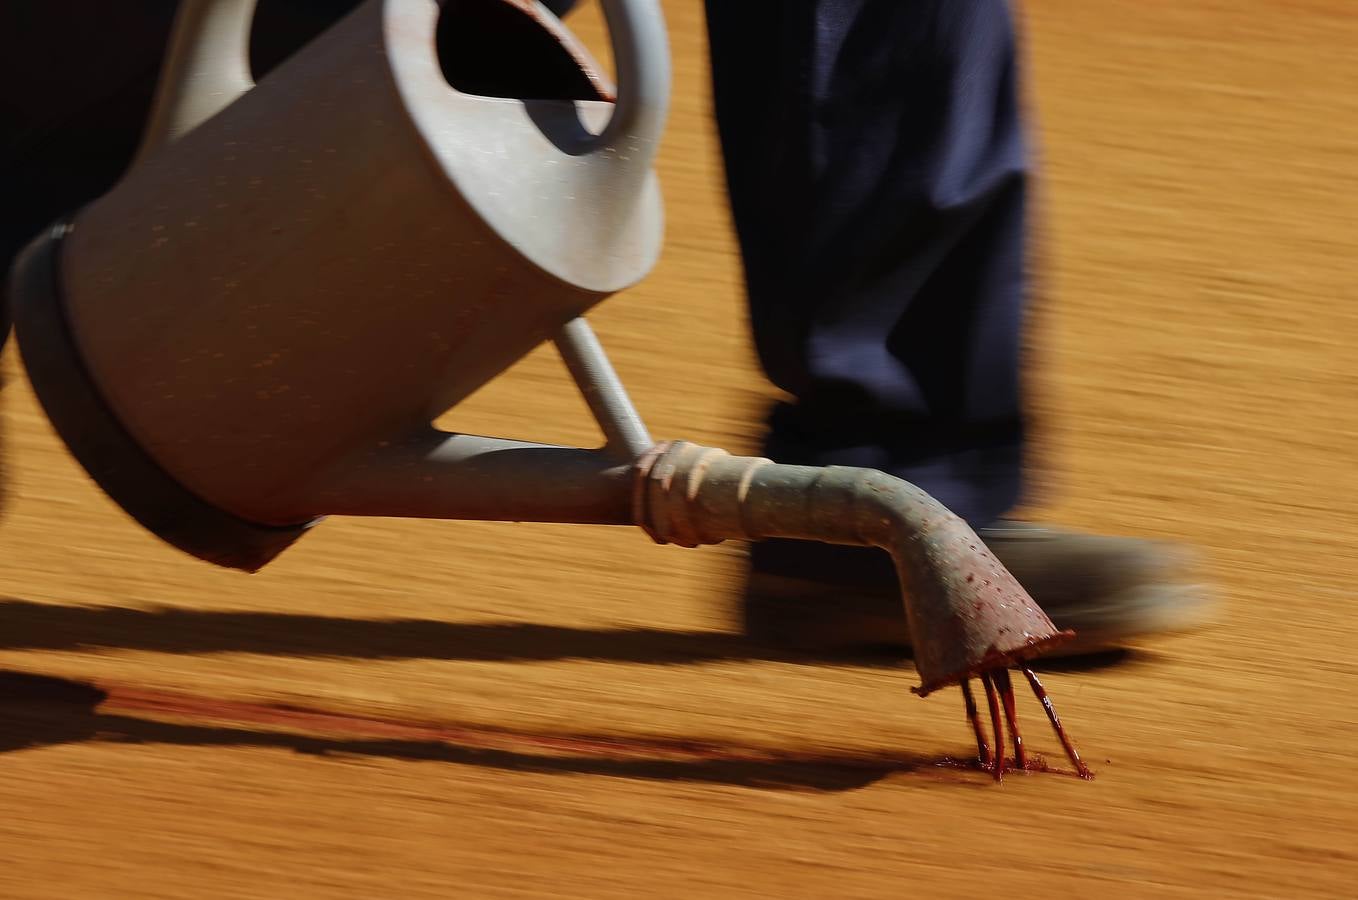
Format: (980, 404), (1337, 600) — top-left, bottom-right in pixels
(554, 318), (652, 460)
(633, 442), (1072, 694)
(305, 432), (635, 525)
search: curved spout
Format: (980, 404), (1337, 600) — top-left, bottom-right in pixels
(633, 442), (1073, 695)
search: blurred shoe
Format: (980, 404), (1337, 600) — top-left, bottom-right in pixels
(741, 520), (1215, 657)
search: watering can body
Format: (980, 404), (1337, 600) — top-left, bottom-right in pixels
(9, 0), (668, 567)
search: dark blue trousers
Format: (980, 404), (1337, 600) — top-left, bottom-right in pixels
(704, 0), (1030, 523)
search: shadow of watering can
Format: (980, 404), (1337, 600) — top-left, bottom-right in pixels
(5, 0), (1074, 706)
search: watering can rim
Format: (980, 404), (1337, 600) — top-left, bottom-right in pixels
(133, 0), (672, 294)
(137, 0), (669, 150)
(380, 0), (671, 293)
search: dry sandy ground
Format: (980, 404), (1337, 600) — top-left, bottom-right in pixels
(2, 1), (1357, 897)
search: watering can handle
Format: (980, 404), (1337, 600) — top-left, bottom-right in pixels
(135, 1), (669, 160)
(590, 0), (671, 154)
(134, 0), (256, 164)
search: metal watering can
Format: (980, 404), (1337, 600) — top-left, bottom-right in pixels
(6, 0), (1081, 766)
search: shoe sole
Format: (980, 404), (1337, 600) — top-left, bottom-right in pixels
(742, 576), (1218, 659)
(1043, 582), (1217, 657)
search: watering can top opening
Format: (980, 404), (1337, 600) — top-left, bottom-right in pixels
(393, 0), (663, 287)
(124, 0), (671, 295)
(337, 0), (672, 293)
(434, 0), (618, 103)
(444, 0), (676, 288)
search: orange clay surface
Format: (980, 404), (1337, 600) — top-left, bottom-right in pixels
(2, 2), (1356, 897)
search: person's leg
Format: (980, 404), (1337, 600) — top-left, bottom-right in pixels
(706, 0), (1027, 585)
(704, 0), (1212, 652)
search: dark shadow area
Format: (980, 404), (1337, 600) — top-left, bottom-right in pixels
(96, 718), (913, 791)
(1026, 648), (1156, 673)
(0, 597), (901, 669)
(0, 671), (109, 754)
(0, 671), (928, 791)
(0, 598), (1139, 674)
